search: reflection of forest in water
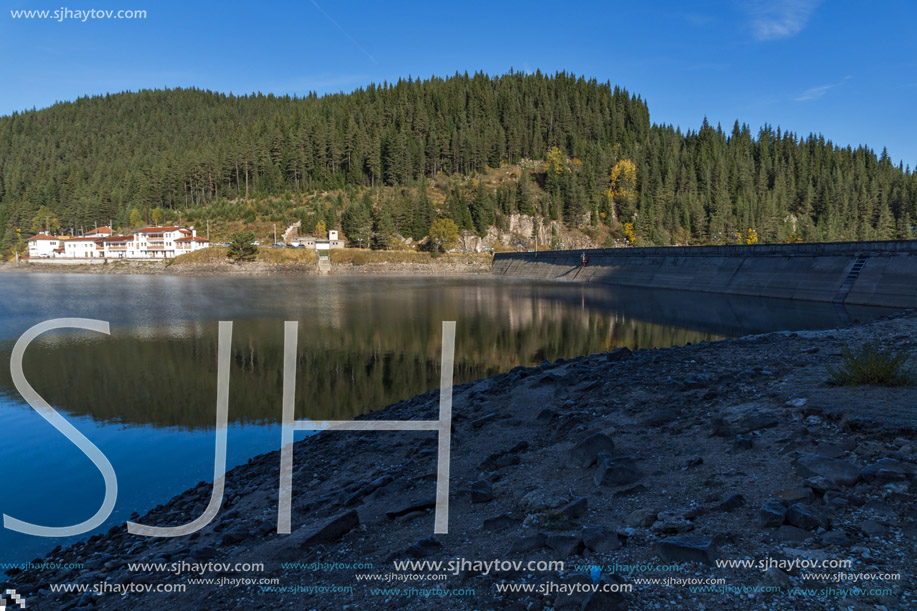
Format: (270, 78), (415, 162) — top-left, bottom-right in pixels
(0, 308), (719, 429)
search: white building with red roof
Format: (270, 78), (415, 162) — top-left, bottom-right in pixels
(26, 233), (65, 258)
(63, 236), (105, 258)
(85, 226), (115, 238)
(128, 226), (209, 258)
(33, 225), (209, 260)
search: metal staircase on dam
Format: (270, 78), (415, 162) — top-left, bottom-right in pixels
(832, 256), (869, 303)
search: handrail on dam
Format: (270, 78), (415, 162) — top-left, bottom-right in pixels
(491, 240), (917, 308)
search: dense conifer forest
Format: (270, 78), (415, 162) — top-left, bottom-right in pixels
(1, 71), (914, 250)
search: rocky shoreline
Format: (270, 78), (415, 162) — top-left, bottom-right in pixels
(5, 311), (916, 610)
(0, 260), (491, 276)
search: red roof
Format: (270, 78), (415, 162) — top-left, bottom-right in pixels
(86, 227), (113, 235)
(66, 237), (103, 242)
(135, 226), (183, 233)
(27, 233), (57, 241)
(103, 236), (132, 242)
(175, 237), (209, 242)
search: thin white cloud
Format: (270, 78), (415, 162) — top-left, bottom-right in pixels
(309, 0), (377, 64)
(795, 75), (852, 101)
(747, 0), (821, 41)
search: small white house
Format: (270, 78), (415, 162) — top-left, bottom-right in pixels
(289, 236), (345, 249)
(26, 233), (64, 258)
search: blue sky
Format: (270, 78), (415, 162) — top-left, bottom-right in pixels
(1, 0), (915, 167)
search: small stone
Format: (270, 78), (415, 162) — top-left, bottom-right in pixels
(679, 457), (704, 470)
(757, 500), (787, 528)
(714, 494), (745, 512)
(733, 434), (753, 451)
(624, 508), (657, 528)
(509, 533), (546, 554)
(785, 503), (829, 531)
(299, 509), (360, 547)
(606, 347), (632, 362)
(386, 497), (436, 518)
(406, 537), (442, 558)
(775, 487), (815, 504)
(777, 525), (815, 542)
(582, 526), (621, 552)
(814, 443), (850, 459)
(804, 476), (840, 495)
(558, 497), (588, 519)
(762, 567), (793, 589)
(643, 408), (678, 426)
(189, 546), (217, 561)
(862, 458), (916, 482)
(821, 530), (852, 547)
(734, 413), (779, 434)
(794, 454), (862, 487)
(570, 433), (616, 468)
(472, 413), (498, 428)
(545, 534), (583, 558)
(536, 408), (557, 423)
(220, 526), (250, 545)
(470, 480), (494, 504)
(656, 535), (716, 564)
(651, 511), (693, 534)
(483, 513), (522, 531)
(594, 456), (641, 487)
(860, 520), (888, 537)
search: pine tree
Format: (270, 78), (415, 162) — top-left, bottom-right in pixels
(372, 209), (397, 249)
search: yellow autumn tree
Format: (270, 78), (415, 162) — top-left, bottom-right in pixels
(608, 159), (638, 221)
(314, 220), (326, 238)
(746, 228), (758, 245)
(546, 146), (565, 176)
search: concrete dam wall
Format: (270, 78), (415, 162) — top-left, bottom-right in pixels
(492, 241), (917, 308)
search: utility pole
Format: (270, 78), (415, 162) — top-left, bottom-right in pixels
(273, 223), (277, 245)
(207, 220), (210, 241)
(15, 228), (21, 263)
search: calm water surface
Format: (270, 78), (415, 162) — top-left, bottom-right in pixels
(0, 273), (896, 565)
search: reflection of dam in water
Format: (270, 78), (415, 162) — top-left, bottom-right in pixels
(552, 284), (892, 338)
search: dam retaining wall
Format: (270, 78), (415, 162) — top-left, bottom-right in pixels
(491, 241), (917, 308)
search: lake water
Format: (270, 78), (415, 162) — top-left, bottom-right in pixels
(0, 273), (896, 566)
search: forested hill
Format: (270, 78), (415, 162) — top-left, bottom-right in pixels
(1, 71), (915, 250)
